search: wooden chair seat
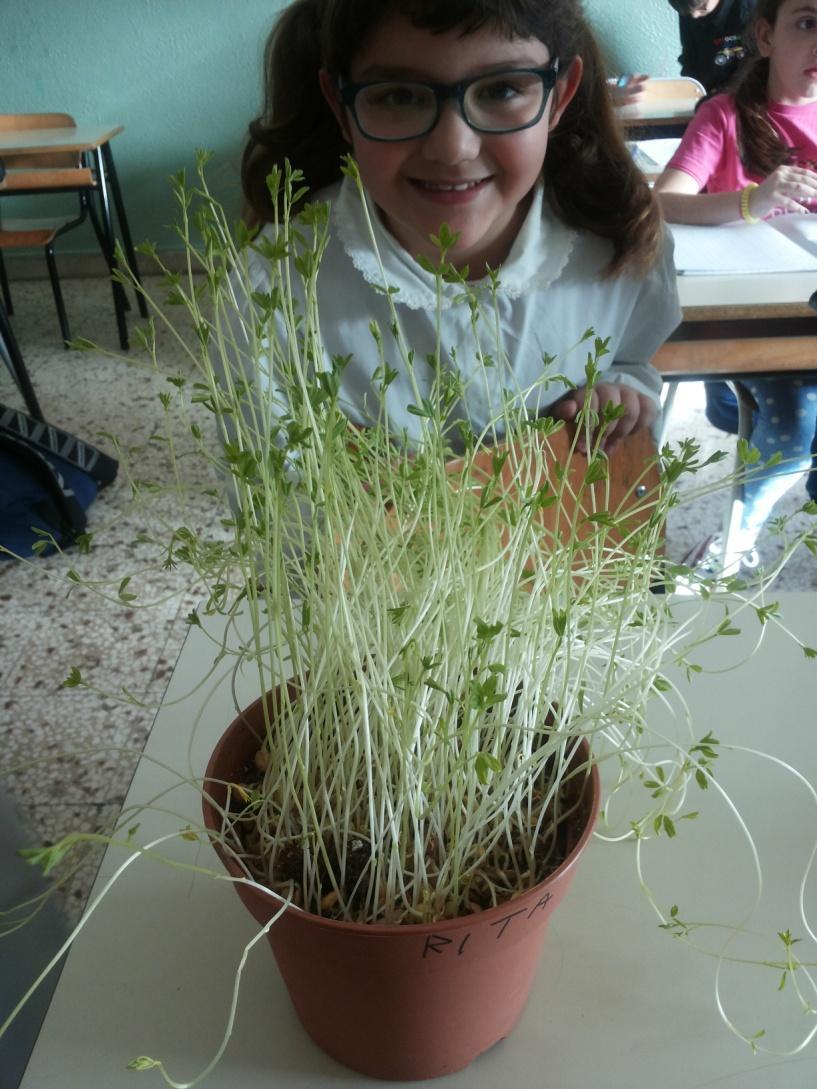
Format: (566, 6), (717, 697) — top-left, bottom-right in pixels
(638, 76), (706, 103)
(0, 217), (76, 248)
(0, 167), (95, 192)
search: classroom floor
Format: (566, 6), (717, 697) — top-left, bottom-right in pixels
(1, 273), (816, 924)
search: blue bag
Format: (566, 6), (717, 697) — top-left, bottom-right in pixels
(0, 407), (120, 558)
(0, 432), (98, 558)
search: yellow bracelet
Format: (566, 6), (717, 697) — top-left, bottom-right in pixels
(740, 182), (760, 224)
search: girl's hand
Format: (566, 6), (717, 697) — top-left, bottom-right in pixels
(552, 382), (657, 456)
(610, 74), (649, 109)
(750, 164), (817, 219)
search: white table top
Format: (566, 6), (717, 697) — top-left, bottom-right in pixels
(628, 137), (817, 316)
(676, 269), (817, 311)
(0, 125), (123, 155)
(19, 592), (817, 1088)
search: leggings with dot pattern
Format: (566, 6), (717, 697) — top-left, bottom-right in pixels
(740, 377), (817, 537)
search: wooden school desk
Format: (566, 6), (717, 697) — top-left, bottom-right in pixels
(0, 122), (147, 350)
(16, 593), (817, 1089)
(654, 270), (817, 381)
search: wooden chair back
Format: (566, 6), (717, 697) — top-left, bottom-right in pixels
(451, 426), (662, 572)
(638, 77), (706, 104)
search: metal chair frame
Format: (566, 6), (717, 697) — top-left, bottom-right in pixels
(0, 113), (146, 350)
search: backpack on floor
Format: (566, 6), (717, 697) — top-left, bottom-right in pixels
(0, 409), (118, 559)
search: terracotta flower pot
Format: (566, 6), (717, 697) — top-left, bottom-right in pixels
(202, 689), (600, 1081)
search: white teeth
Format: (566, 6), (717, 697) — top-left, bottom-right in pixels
(420, 180), (482, 192)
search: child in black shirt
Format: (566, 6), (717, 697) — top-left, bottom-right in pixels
(669, 0), (755, 96)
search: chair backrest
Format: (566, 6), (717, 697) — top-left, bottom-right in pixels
(0, 113), (79, 169)
(449, 426), (662, 568)
(638, 77), (706, 105)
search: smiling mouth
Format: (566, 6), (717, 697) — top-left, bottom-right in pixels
(413, 178), (489, 192)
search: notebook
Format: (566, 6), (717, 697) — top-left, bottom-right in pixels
(669, 215), (817, 275)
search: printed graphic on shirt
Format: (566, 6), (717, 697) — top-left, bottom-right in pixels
(713, 34), (746, 68)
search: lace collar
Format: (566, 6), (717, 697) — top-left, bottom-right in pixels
(330, 175), (576, 311)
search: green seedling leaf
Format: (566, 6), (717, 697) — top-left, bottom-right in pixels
(586, 511), (618, 527)
(475, 618), (503, 641)
(61, 666), (85, 689)
(19, 835), (80, 875)
(584, 458), (608, 485)
(118, 576), (138, 603)
(127, 1056), (162, 1071)
(737, 437), (761, 465)
(754, 602), (780, 625)
(653, 814), (676, 838)
(475, 752), (502, 785)
(748, 1029), (766, 1054)
(717, 618), (741, 636)
(75, 532), (94, 554)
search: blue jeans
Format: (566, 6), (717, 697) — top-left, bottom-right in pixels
(704, 380), (741, 435)
(739, 377), (817, 537)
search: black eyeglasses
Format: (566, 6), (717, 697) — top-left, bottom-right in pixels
(338, 61), (560, 142)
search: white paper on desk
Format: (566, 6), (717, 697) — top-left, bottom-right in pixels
(628, 138), (680, 172)
(770, 212), (817, 258)
(669, 219), (817, 274)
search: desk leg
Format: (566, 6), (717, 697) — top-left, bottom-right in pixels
(0, 300), (44, 421)
(657, 380), (679, 448)
(722, 381), (756, 568)
(100, 142), (148, 319)
(92, 147), (129, 351)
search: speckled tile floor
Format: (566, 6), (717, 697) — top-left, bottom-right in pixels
(1, 274), (816, 924)
(1, 274), (221, 923)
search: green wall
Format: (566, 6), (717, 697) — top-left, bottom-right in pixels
(4, 0), (680, 257)
(589, 0), (678, 77)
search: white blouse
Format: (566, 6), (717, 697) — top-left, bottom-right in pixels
(240, 176), (681, 444)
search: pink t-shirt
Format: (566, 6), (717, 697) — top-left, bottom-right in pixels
(666, 93), (817, 193)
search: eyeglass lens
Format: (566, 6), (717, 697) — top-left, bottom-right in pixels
(353, 71), (550, 140)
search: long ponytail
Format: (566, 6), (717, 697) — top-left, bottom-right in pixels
(732, 0), (792, 178)
(734, 56), (789, 176)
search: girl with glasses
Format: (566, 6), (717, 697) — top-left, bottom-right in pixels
(238, 0), (680, 453)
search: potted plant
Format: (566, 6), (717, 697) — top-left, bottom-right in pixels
(3, 155), (817, 1084)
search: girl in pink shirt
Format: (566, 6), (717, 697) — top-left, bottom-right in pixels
(666, 92), (817, 199)
(655, 0), (817, 573)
